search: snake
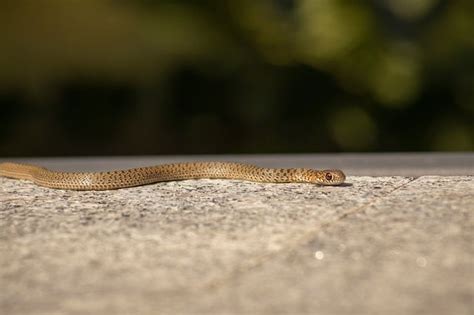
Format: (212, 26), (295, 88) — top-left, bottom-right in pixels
(0, 162), (346, 191)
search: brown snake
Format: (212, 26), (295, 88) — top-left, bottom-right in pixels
(0, 162), (346, 191)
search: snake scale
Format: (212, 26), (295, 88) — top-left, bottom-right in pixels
(0, 162), (346, 190)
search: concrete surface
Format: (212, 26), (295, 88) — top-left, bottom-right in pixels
(0, 154), (473, 315)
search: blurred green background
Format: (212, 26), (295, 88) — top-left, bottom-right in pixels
(0, 0), (473, 156)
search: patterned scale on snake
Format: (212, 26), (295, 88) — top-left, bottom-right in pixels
(0, 162), (346, 190)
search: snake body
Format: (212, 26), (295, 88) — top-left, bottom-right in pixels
(0, 162), (345, 191)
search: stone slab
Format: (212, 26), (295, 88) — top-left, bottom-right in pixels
(0, 156), (473, 315)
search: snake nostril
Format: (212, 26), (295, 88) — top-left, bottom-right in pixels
(325, 173), (333, 181)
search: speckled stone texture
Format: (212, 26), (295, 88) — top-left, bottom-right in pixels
(0, 174), (473, 315)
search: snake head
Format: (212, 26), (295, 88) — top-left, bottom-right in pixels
(301, 169), (346, 186)
(319, 169), (346, 185)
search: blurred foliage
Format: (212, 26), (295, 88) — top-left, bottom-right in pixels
(0, 0), (472, 155)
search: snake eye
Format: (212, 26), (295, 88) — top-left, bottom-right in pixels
(325, 173), (333, 181)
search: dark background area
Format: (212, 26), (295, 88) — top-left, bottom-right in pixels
(0, 0), (473, 156)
